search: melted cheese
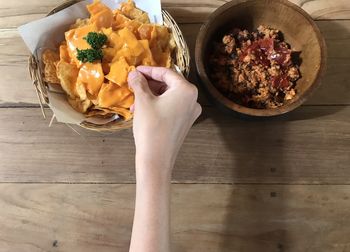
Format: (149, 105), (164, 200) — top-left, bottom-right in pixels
(98, 82), (134, 109)
(77, 63), (104, 97)
(138, 24), (154, 40)
(118, 27), (144, 57)
(105, 57), (130, 86)
(139, 40), (156, 66)
(113, 12), (131, 30)
(108, 32), (124, 50)
(87, 1), (113, 29)
(65, 24), (98, 66)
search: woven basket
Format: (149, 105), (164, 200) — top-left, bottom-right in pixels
(28, 0), (190, 132)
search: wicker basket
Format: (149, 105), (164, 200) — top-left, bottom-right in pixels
(28, 0), (190, 132)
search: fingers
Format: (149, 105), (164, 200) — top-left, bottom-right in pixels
(128, 70), (153, 97)
(194, 103), (202, 118)
(148, 80), (168, 96)
(136, 66), (185, 87)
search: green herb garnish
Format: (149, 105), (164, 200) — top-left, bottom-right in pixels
(83, 32), (108, 50)
(76, 32), (108, 63)
(76, 48), (103, 63)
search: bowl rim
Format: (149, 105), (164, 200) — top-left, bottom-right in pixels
(195, 0), (328, 117)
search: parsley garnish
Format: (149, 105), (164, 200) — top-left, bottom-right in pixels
(77, 48), (103, 63)
(83, 32), (108, 50)
(76, 32), (107, 63)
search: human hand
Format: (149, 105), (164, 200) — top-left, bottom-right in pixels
(128, 66), (201, 178)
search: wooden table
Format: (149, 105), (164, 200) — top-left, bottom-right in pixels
(1, 0), (350, 251)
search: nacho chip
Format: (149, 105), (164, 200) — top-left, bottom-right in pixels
(70, 18), (90, 29)
(105, 57), (131, 86)
(153, 26), (171, 50)
(56, 61), (80, 98)
(88, 105), (132, 120)
(113, 12), (132, 30)
(151, 46), (172, 67)
(108, 32), (124, 49)
(118, 27), (144, 57)
(138, 24), (154, 40)
(59, 43), (70, 63)
(120, 0), (149, 22)
(125, 19), (143, 36)
(42, 49), (60, 84)
(86, 106), (114, 117)
(98, 82), (134, 108)
(112, 47), (136, 65)
(77, 62), (104, 97)
(102, 47), (117, 62)
(134, 13), (150, 24)
(43, 49), (59, 63)
(139, 40), (156, 66)
(68, 97), (92, 113)
(109, 106), (133, 120)
(87, 1), (113, 29)
(76, 80), (87, 101)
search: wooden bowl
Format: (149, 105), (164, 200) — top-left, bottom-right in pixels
(195, 0), (327, 116)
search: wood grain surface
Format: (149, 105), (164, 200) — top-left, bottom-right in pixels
(0, 0), (349, 26)
(1, 184), (350, 252)
(0, 106), (349, 184)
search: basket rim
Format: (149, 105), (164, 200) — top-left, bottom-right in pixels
(29, 0), (190, 132)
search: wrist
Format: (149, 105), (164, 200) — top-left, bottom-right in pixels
(135, 152), (173, 184)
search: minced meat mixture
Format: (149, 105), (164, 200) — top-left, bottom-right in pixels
(209, 25), (301, 109)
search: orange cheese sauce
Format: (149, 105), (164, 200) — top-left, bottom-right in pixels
(56, 0), (174, 119)
(98, 82), (134, 108)
(65, 24), (98, 66)
(77, 63), (104, 96)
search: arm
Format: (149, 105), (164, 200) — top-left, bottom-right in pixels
(128, 66), (202, 252)
(131, 158), (171, 252)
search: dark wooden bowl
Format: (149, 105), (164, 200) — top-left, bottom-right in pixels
(195, 0), (327, 116)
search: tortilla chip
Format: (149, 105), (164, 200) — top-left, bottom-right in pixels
(138, 24), (154, 40)
(68, 97), (92, 113)
(109, 106), (133, 120)
(118, 27), (144, 56)
(134, 13), (150, 24)
(120, 0), (148, 22)
(56, 61), (80, 98)
(97, 82), (134, 108)
(70, 18), (90, 29)
(42, 49), (60, 84)
(105, 57), (131, 86)
(77, 62), (104, 97)
(89, 4), (113, 29)
(113, 12), (131, 30)
(139, 40), (156, 66)
(59, 43), (70, 63)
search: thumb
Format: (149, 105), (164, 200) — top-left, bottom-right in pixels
(128, 70), (153, 97)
